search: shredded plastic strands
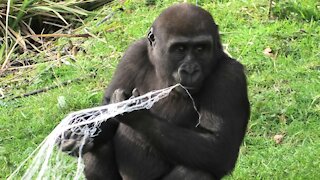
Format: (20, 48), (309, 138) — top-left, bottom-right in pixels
(9, 84), (201, 180)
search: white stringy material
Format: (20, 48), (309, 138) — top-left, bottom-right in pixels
(9, 84), (198, 180)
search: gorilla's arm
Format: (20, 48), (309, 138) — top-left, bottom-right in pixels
(93, 38), (153, 145)
(119, 60), (249, 177)
(93, 39), (150, 146)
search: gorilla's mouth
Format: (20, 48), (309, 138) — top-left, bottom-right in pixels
(182, 86), (197, 90)
(175, 84), (200, 95)
(182, 86), (198, 92)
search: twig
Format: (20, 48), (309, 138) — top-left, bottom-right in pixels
(268, 0), (273, 19)
(96, 12), (114, 26)
(0, 40), (19, 74)
(7, 60), (60, 71)
(27, 33), (91, 38)
(83, 28), (107, 44)
(5, 0), (11, 60)
(8, 73), (96, 101)
(0, 61), (58, 87)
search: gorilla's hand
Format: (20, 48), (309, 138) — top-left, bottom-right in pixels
(112, 88), (154, 130)
(110, 88), (140, 103)
(57, 88), (139, 156)
(57, 130), (94, 157)
(111, 89), (128, 103)
(112, 88), (149, 123)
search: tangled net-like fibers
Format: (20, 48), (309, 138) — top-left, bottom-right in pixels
(8, 84), (198, 179)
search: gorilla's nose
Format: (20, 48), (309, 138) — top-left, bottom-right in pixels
(179, 63), (200, 76)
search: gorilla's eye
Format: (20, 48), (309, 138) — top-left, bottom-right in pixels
(175, 45), (186, 52)
(195, 45), (205, 52)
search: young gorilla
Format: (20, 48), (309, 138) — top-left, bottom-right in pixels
(60, 3), (250, 180)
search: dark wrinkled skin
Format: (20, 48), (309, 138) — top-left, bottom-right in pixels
(59, 3), (250, 180)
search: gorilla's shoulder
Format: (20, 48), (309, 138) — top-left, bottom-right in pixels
(214, 57), (246, 83)
(122, 38), (148, 60)
(222, 57), (244, 71)
(129, 38), (148, 48)
(117, 38), (151, 72)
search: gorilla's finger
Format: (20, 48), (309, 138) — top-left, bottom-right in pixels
(111, 89), (127, 103)
(70, 132), (80, 139)
(63, 130), (73, 138)
(60, 139), (77, 152)
(68, 140), (94, 157)
(132, 88), (140, 97)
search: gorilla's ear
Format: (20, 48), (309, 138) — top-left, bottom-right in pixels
(147, 27), (155, 46)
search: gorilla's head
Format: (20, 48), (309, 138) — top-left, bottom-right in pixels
(147, 3), (225, 94)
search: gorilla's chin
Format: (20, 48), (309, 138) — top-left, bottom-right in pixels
(174, 85), (200, 96)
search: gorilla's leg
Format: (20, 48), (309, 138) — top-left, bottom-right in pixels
(83, 141), (121, 180)
(163, 166), (216, 180)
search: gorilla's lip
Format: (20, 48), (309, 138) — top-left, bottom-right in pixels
(178, 84), (198, 90)
(182, 86), (197, 90)
(175, 85), (199, 94)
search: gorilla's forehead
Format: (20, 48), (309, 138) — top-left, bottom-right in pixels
(167, 35), (213, 45)
(162, 22), (214, 37)
(155, 3), (214, 23)
(153, 4), (216, 38)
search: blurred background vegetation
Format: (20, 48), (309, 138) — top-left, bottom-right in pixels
(1, 0), (319, 71)
(0, 0), (115, 69)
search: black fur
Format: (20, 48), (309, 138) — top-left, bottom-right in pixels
(64, 4), (250, 180)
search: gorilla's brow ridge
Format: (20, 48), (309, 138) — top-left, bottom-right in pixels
(167, 35), (213, 46)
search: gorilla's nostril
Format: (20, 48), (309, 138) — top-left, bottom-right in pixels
(179, 64), (200, 75)
(180, 68), (191, 75)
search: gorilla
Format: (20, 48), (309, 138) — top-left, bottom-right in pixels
(60, 3), (250, 180)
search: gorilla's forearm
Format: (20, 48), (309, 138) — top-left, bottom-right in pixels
(121, 112), (240, 176)
(92, 118), (119, 147)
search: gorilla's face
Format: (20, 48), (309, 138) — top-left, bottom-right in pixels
(150, 34), (215, 94)
(168, 35), (214, 93)
(147, 3), (220, 95)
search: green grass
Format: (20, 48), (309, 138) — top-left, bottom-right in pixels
(1, 0), (319, 179)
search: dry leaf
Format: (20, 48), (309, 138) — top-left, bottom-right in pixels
(273, 134), (284, 144)
(263, 47), (274, 57)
